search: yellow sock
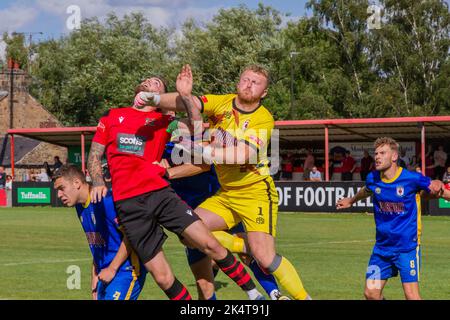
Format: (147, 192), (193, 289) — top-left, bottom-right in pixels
(271, 256), (309, 300)
(212, 231), (245, 253)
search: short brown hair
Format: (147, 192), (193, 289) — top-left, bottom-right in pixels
(52, 164), (86, 184)
(137, 75), (168, 94)
(241, 64), (270, 88)
(374, 137), (399, 153)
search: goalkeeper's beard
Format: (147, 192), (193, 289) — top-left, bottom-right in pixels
(237, 91), (261, 105)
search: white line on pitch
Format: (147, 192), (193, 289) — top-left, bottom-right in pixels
(2, 258), (91, 267)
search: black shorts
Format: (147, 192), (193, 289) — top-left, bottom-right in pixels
(115, 187), (200, 264)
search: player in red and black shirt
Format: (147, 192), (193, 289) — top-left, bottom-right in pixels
(88, 75), (260, 300)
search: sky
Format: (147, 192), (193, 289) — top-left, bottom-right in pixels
(0, 0), (449, 59)
(0, 0), (310, 59)
(0, 0), (311, 35)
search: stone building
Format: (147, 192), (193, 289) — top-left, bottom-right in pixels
(0, 66), (67, 180)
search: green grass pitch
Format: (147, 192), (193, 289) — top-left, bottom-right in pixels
(1, 207), (449, 300)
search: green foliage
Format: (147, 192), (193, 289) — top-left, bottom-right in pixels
(30, 12), (175, 126)
(24, 2), (450, 125)
(3, 33), (29, 69)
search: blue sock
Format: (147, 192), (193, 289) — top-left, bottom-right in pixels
(208, 293), (217, 300)
(249, 259), (278, 296)
(185, 247), (207, 265)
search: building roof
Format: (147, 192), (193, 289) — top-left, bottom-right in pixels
(0, 135), (41, 166)
(276, 116), (450, 143)
(6, 116), (450, 150)
(7, 127), (97, 147)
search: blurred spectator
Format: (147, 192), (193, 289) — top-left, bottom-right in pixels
(36, 169), (50, 182)
(397, 149), (408, 168)
(415, 166), (423, 175)
(341, 150), (356, 181)
(5, 175), (13, 190)
(408, 155), (418, 171)
(425, 153), (435, 178)
(309, 166), (322, 182)
(303, 150), (315, 181)
(282, 154), (293, 180)
(433, 145), (447, 180)
(360, 150), (374, 181)
(53, 156), (63, 171)
(29, 169), (37, 182)
(44, 161), (53, 179)
(442, 167), (450, 184)
(399, 149), (410, 169)
(328, 157), (334, 180)
(0, 166), (5, 188)
(22, 170), (30, 182)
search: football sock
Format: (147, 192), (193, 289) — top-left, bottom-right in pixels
(249, 259), (279, 297)
(268, 254), (310, 300)
(212, 231), (245, 253)
(164, 278), (192, 300)
(215, 249), (256, 291)
(208, 293), (217, 300)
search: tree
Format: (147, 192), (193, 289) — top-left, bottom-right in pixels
(30, 12), (174, 126)
(175, 4), (290, 118)
(369, 0), (450, 116)
(3, 33), (28, 69)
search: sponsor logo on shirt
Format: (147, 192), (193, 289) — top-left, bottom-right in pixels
(396, 186), (405, 197)
(119, 116), (124, 124)
(85, 232), (106, 247)
(375, 187), (381, 194)
(117, 133), (146, 156)
(242, 119), (250, 131)
(97, 121), (106, 132)
(378, 201), (405, 214)
(145, 118), (156, 126)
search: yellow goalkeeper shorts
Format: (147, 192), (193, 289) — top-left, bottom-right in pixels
(198, 177), (279, 237)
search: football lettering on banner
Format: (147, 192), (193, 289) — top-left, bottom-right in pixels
(66, 5), (81, 30)
(276, 182), (373, 212)
(66, 265), (81, 290)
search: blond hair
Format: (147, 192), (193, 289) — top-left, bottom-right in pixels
(241, 64), (270, 88)
(374, 137), (399, 152)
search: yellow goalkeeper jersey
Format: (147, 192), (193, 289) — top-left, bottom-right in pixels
(198, 94), (274, 188)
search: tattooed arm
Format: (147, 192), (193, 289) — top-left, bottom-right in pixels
(88, 142), (108, 203)
(177, 65), (203, 139)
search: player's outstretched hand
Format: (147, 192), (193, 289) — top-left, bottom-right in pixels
(176, 64), (193, 97)
(134, 91), (156, 108)
(336, 197), (352, 210)
(91, 185), (108, 203)
(98, 267), (117, 284)
(429, 179), (444, 197)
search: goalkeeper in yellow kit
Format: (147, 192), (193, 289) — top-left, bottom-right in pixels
(135, 64), (311, 300)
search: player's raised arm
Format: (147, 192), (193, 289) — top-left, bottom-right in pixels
(133, 65), (202, 115)
(87, 142), (108, 203)
(336, 186), (372, 209)
(176, 65), (202, 126)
